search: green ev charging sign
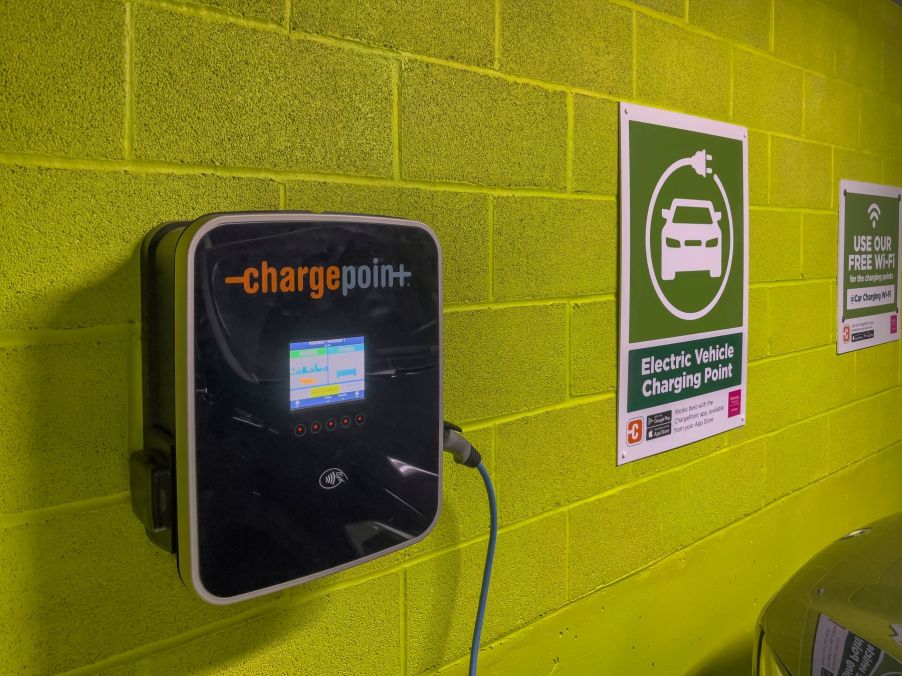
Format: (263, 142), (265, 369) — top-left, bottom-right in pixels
(837, 180), (902, 355)
(618, 104), (748, 465)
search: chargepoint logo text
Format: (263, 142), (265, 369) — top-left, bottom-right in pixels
(225, 259), (413, 299)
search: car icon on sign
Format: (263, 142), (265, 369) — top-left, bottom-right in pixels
(660, 198), (723, 280)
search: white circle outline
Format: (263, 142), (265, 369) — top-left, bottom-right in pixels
(644, 162), (735, 321)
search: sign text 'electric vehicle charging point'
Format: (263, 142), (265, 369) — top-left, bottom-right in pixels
(618, 104), (749, 465)
(131, 212), (442, 604)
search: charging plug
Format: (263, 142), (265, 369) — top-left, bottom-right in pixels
(443, 421), (482, 468)
(690, 149), (713, 177)
(441, 421), (495, 676)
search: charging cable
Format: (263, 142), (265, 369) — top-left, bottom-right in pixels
(443, 422), (497, 676)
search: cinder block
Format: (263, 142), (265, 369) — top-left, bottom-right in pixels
(748, 287), (768, 361)
(568, 474), (681, 597)
(676, 439), (766, 545)
(401, 62), (567, 189)
(886, 158), (902, 187)
(833, 149), (883, 210)
(133, 6), (392, 175)
(0, 0), (124, 158)
(406, 514), (567, 673)
(745, 356), (799, 437)
(143, 575), (401, 675)
(636, 15), (731, 120)
(499, 0), (631, 95)
(773, 0), (838, 75)
(834, 14), (883, 91)
(861, 92), (902, 158)
(749, 210), (802, 283)
(444, 305), (567, 422)
(855, 341), (900, 399)
(770, 137), (832, 209)
(861, 0), (902, 36)
(885, 37), (902, 99)
(804, 75), (861, 146)
(0, 338), (130, 514)
(837, 442), (902, 530)
(876, 387), (902, 451)
(802, 213), (838, 280)
(631, 430), (728, 480)
(572, 95), (618, 195)
(0, 505), (276, 674)
(828, 398), (882, 471)
(796, 347), (856, 420)
(765, 418), (829, 502)
(633, 0), (684, 16)
(767, 282), (832, 355)
(732, 49), (803, 136)
(828, 0), (861, 17)
(689, 0), (770, 50)
(749, 132), (769, 206)
(570, 299), (617, 396)
(493, 197), (617, 300)
(98, 665), (138, 676)
(285, 182), (489, 304)
(293, 0), (494, 66)
(177, 0), (285, 23)
(494, 400), (629, 525)
(0, 166), (279, 331)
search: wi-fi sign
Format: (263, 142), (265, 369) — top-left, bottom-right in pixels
(868, 203), (881, 228)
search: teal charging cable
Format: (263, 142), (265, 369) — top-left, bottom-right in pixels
(443, 423), (498, 675)
(471, 462), (497, 676)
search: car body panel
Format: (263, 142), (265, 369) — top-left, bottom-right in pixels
(755, 512), (902, 675)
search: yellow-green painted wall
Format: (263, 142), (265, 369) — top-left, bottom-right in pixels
(1, 0), (901, 674)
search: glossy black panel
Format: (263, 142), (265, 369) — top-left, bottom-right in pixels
(190, 218), (440, 598)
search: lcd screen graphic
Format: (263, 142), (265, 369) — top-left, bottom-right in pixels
(289, 336), (366, 410)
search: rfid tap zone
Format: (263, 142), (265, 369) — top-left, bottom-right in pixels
(225, 259), (413, 298)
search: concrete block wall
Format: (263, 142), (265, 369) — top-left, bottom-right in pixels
(0, 0), (900, 673)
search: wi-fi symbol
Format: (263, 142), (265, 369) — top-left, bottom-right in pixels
(868, 203), (881, 228)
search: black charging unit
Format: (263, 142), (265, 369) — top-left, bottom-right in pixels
(131, 212), (442, 604)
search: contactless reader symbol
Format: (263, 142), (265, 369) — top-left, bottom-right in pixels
(319, 468), (348, 489)
(645, 150), (735, 321)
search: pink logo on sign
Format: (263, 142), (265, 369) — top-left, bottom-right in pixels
(728, 389), (742, 417)
(892, 315), (898, 335)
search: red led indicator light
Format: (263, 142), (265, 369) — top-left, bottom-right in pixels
(311, 421), (322, 433)
(295, 423), (307, 436)
(355, 413), (365, 426)
(326, 419), (337, 431)
(340, 415), (351, 428)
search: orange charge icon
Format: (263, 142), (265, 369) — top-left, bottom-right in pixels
(842, 325), (850, 343)
(626, 418), (644, 446)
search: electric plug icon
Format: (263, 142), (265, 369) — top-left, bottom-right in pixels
(690, 150), (713, 177)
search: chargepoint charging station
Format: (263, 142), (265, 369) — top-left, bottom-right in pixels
(131, 212), (495, 672)
(132, 212), (445, 602)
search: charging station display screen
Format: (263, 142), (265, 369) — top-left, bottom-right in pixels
(289, 336), (365, 410)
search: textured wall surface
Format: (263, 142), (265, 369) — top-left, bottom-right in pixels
(1, 0), (901, 674)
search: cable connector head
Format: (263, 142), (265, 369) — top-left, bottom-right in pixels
(443, 421), (482, 468)
(690, 149), (713, 177)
